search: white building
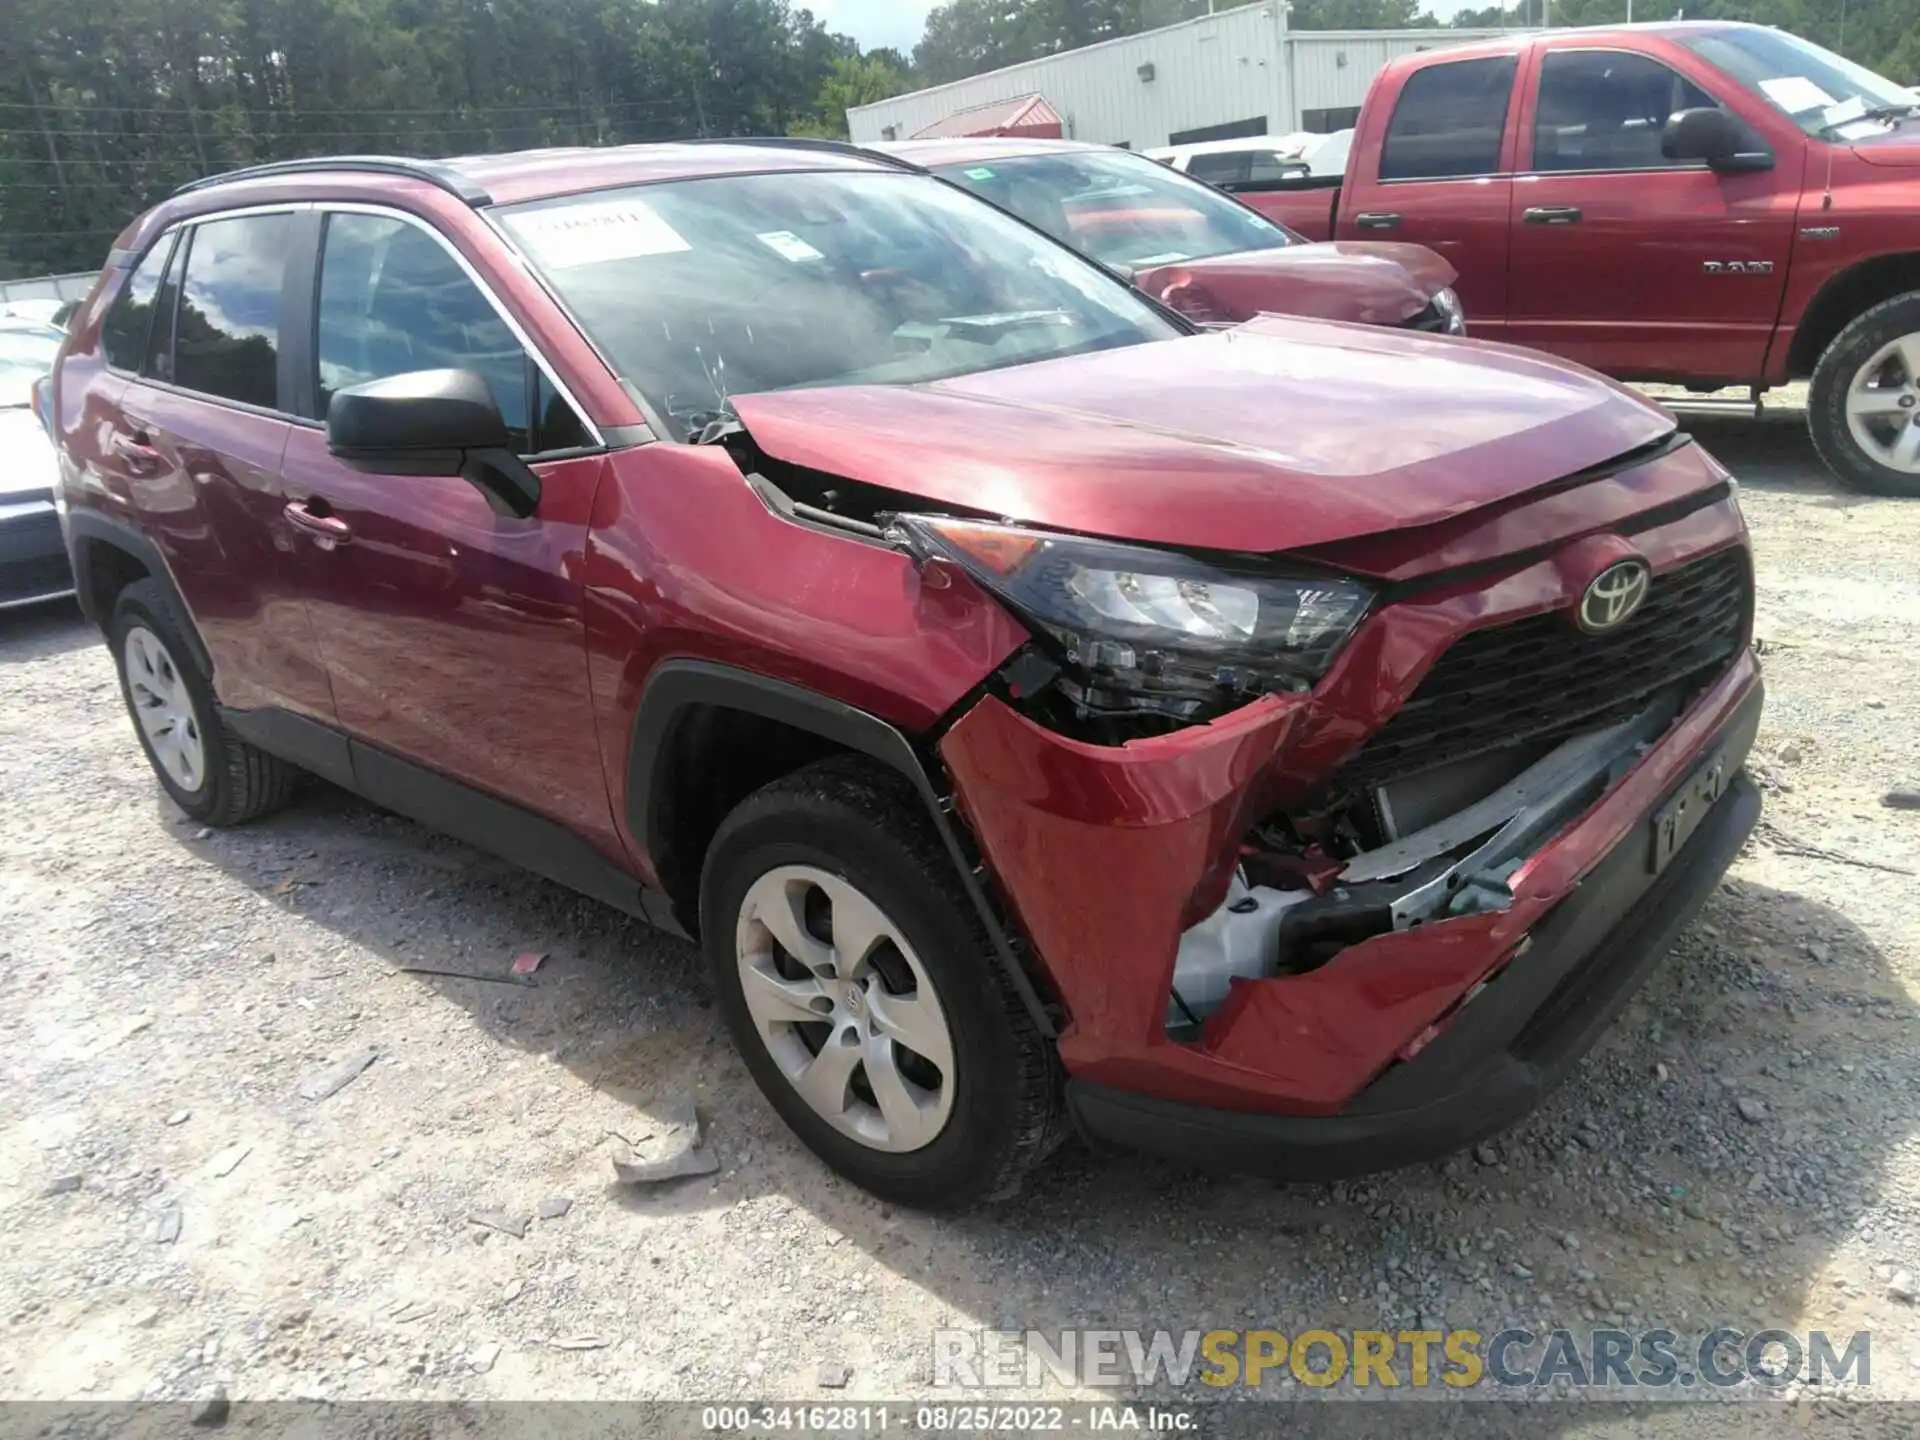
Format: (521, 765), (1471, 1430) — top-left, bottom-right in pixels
(848, 4), (1504, 149)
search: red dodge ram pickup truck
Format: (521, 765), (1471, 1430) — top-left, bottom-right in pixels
(1237, 23), (1920, 495)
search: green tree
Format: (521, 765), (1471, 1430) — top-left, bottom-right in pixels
(1289, 0), (1434, 26)
(790, 54), (910, 138)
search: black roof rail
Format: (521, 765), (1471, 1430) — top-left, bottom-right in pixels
(669, 135), (927, 174)
(172, 156), (492, 206)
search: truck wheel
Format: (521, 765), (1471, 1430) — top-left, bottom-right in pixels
(109, 579), (301, 825)
(699, 755), (1059, 1210)
(1809, 292), (1920, 497)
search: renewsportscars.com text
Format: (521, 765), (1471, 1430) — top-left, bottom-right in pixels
(933, 1326), (1871, 1391)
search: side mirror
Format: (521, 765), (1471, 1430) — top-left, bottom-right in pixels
(326, 368), (540, 518)
(1661, 107), (1773, 173)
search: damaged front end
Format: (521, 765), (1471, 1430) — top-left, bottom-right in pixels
(923, 501), (1761, 1127)
(722, 409), (1762, 1143)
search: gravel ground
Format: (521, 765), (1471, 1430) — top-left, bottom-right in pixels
(2, 402), (1917, 1426)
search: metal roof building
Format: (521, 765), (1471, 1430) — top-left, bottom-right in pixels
(912, 94), (1065, 140)
(848, 4), (1503, 149)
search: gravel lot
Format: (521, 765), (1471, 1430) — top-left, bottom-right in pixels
(2, 404), (1917, 1425)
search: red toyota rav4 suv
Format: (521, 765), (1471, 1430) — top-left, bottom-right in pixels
(50, 141), (1762, 1209)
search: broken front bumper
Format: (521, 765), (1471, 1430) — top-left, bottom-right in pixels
(939, 645), (1762, 1173)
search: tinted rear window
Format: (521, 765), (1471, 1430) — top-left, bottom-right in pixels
(100, 239), (172, 372)
(1380, 56), (1519, 180)
(172, 213), (291, 410)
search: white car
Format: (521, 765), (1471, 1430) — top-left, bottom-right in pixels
(1147, 130), (1356, 189)
(0, 321), (72, 610)
(0, 298), (69, 328)
(1144, 135), (1314, 188)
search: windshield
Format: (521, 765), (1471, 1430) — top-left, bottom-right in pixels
(931, 150), (1296, 271)
(497, 170), (1180, 438)
(1678, 26), (1915, 137)
(0, 325), (61, 408)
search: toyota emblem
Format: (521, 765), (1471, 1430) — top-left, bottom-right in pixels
(1577, 560), (1652, 634)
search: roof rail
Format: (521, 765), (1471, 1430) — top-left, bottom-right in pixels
(172, 156), (492, 206)
(671, 135), (927, 174)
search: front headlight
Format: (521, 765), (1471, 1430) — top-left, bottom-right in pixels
(1432, 286), (1466, 335)
(892, 516), (1373, 720)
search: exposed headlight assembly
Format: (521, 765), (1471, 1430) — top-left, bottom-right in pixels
(892, 516), (1373, 720)
(1432, 286), (1466, 335)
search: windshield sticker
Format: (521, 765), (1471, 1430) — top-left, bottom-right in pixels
(513, 200), (692, 269)
(964, 167), (997, 180)
(1758, 76), (1838, 114)
(1834, 118), (1889, 141)
(1822, 95), (1869, 127)
(756, 230), (826, 263)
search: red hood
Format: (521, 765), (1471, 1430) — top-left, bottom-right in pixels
(1132, 242), (1457, 327)
(730, 316), (1675, 553)
(1853, 135), (1920, 167)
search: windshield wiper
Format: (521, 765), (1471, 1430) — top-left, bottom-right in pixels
(1821, 103), (1915, 136)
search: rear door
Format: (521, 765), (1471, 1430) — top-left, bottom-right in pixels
(107, 209), (339, 725)
(275, 206), (624, 862)
(1504, 43), (1798, 381)
(1339, 53), (1522, 335)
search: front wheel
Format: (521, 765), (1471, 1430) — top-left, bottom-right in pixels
(1809, 291), (1920, 497)
(699, 757), (1059, 1209)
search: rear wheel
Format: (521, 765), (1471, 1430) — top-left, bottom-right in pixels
(109, 580), (300, 825)
(1809, 291), (1920, 497)
(700, 756), (1058, 1209)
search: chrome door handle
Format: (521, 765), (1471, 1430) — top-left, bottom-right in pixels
(284, 500), (353, 549)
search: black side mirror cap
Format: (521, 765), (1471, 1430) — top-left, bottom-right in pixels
(1662, 107), (1774, 173)
(326, 368), (540, 518)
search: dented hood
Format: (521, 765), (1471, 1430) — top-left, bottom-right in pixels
(729, 316), (1675, 553)
(1132, 241), (1456, 327)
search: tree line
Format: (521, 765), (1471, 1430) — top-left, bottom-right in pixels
(911, 0), (1917, 85)
(3, 0), (1914, 280)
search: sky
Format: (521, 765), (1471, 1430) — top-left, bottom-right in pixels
(811, 2), (1487, 58)
(808, 0), (942, 55)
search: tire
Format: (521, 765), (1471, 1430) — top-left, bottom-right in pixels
(1809, 290), (1920, 498)
(700, 755), (1059, 1210)
(109, 579), (300, 826)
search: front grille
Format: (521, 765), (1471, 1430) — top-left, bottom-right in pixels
(1335, 547), (1750, 793)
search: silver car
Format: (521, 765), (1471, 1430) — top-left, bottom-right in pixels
(0, 321), (71, 610)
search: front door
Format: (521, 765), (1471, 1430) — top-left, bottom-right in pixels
(1504, 45), (1798, 382)
(276, 208), (624, 862)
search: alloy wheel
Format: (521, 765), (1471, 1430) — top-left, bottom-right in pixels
(1845, 333), (1920, 473)
(734, 864), (956, 1153)
(124, 625), (206, 792)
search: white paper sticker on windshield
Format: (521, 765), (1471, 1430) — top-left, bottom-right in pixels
(1758, 76), (1838, 114)
(1822, 95), (1870, 127)
(756, 230), (825, 263)
(1834, 118), (1888, 141)
(513, 199), (691, 269)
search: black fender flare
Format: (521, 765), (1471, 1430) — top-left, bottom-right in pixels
(62, 509), (213, 680)
(627, 659), (1056, 1037)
